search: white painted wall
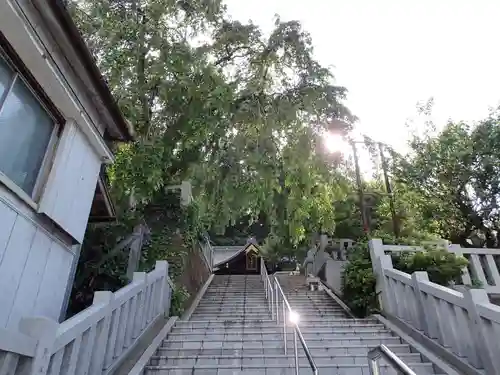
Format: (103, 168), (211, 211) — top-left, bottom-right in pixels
(39, 121), (101, 243)
(0, 194), (75, 331)
(0, 0), (113, 160)
(0, 0), (119, 328)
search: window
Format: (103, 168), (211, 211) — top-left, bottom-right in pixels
(0, 54), (58, 199)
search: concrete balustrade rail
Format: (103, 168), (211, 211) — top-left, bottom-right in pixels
(370, 239), (500, 375)
(0, 260), (172, 375)
(374, 239), (500, 294)
(0, 328), (38, 373)
(447, 245), (500, 294)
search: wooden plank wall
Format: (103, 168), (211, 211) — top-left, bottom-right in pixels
(39, 121), (101, 243)
(0, 199), (74, 330)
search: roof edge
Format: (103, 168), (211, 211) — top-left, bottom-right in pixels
(213, 243), (260, 268)
(47, 0), (135, 142)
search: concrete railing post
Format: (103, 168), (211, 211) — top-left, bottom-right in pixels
(132, 272), (147, 336)
(155, 260), (169, 315)
(469, 254), (489, 287)
(459, 287), (498, 374)
(369, 238), (385, 299)
(376, 254), (395, 314)
(411, 272), (431, 335)
(19, 317), (59, 375)
(448, 244), (472, 285)
(91, 291), (114, 375)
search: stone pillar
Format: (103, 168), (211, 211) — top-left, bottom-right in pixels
(19, 317), (59, 375)
(155, 260), (170, 315)
(369, 239), (388, 311)
(411, 272), (430, 335)
(458, 287), (498, 374)
(449, 244), (472, 285)
(369, 239), (385, 292)
(91, 291), (114, 374)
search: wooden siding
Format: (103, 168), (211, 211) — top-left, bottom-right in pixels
(39, 121), (101, 243)
(0, 198), (74, 331)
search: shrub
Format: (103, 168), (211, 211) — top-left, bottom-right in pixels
(341, 241), (468, 317)
(341, 243), (379, 317)
(170, 286), (190, 316)
(391, 249), (468, 286)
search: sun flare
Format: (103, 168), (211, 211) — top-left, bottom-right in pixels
(323, 133), (351, 155)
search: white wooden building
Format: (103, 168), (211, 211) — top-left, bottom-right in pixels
(0, 0), (134, 331)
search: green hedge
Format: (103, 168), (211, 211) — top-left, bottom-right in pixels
(341, 242), (468, 317)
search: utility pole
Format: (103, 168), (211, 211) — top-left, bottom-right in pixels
(350, 140), (369, 235)
(378, 142), (400, 239)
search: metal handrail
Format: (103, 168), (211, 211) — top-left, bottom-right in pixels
(368, 345), (417, 375)
(260, 259), (274, 318)
(273, 276), (318, 375)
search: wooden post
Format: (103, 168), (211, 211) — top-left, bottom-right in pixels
(19, 317), (59, 375)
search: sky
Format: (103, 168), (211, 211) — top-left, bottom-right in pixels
(223, 0), (500, 157)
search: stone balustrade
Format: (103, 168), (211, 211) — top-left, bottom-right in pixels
(0, 328), (37, 373)
(370, 239), (500, 374)
(447, 245), (500, 293)
(0, 260), (172, 375)
(374, 239), (500, 294)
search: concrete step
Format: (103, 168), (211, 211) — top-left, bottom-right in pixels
(171, 325), (387, 334)
(156, 343), (414, 357)
(161, 336), (404, 349)
(194, 307), (270, 311)
(144, 362), (439, 375)
(198, 297), (267, 301)
(290, 311), (348, 317)
(290, 308), (347, 313)
(192, 308), (271, 313)
(286, 301), (343, 306)
(197, 301), (268, 305)
(199, 297), (266, 300)
(203, 292), (265, 295)
(279, 305), (344, 310)
(205, 287), (264, 289)
(193, 304), (268, 309)
(174, 320), (382, 329)
(193, 301), (268, 305)
(188, 313), (272, 320)
(287, 302), (345, 308)
(166, 330), (395, 341)
(200, 296), (265, 300)
(149, 353), (425, 366)
(206, 289), (264, 290)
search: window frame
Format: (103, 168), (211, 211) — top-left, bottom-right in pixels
(0, 34), (64, 209)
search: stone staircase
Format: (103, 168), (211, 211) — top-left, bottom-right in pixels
(133, 273), (458, 374)
(143, 274), (299, 374)
(277, 274), (449, 375)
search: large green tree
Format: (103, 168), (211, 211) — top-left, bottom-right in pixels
(70, 0), (354, 249)
(393, 104), (500, 247)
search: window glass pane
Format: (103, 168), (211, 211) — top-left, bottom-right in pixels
(0, 57), (14, 100)
(0, 77), (54, 195)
